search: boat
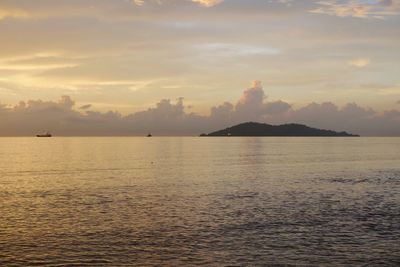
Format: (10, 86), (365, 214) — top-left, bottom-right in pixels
(36, 132), (52, 137)
(147, 133), (152, 137)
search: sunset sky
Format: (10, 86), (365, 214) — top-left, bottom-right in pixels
(0, 0), (399, 136)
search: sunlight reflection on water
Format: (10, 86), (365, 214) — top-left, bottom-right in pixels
(0, 137), (399, 265)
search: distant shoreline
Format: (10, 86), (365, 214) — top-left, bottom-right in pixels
(3, 136), (400, 138)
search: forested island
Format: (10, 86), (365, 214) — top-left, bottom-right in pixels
(200, 122), (359, 137)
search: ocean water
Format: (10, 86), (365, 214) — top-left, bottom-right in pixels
(0, 137), (399, 266)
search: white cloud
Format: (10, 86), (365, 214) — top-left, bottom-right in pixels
(132, 0), (146, 6)
(348, 58), (371, 68)
(131, 0), (224, 7)
(310, 0), (400, 19)
(191, 0), (224, 7)
(196, 43), (281, 56)
(0, 7), (30, 20)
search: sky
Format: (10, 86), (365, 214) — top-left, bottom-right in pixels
(0, 0), (399, 136)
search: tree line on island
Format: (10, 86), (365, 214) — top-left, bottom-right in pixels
(200, 122), (359, 137)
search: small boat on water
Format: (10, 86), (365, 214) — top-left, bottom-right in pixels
(36, 132), (52, 137)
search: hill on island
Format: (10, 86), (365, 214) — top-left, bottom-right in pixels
(200, 122), (359, 137)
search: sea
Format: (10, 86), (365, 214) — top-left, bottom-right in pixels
(0, 137), (399, 266)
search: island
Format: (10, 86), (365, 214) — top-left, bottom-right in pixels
(200, 122), (359, 137)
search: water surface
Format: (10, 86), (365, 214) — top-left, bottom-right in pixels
(1, 137), (399, 266)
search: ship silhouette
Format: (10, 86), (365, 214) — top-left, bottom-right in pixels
(36, 132), (52, 137)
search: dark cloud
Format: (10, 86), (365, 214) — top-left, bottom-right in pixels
(265, 101), (292, 115)
(0, 83), (399, 136)
(80, 104), (92, 110)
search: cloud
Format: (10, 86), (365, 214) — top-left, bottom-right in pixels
(310, 0), (400, 19)
(131, 0), (224, 7)
(80, 104), (92, 110)
(265, 100), (292, 115)
(191, 0), (224, 7)
(132, 0), (145, 6)
(210, 102), (234, 120)
(1, 81), (399, 136)
(0, 54), (79, 71)
(231, 80), (291, 122)
(348, 58), (371, 68)
(195, 43), (281, 56)
(0, 7), (30, 20)
(236, 81), (266, 111)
